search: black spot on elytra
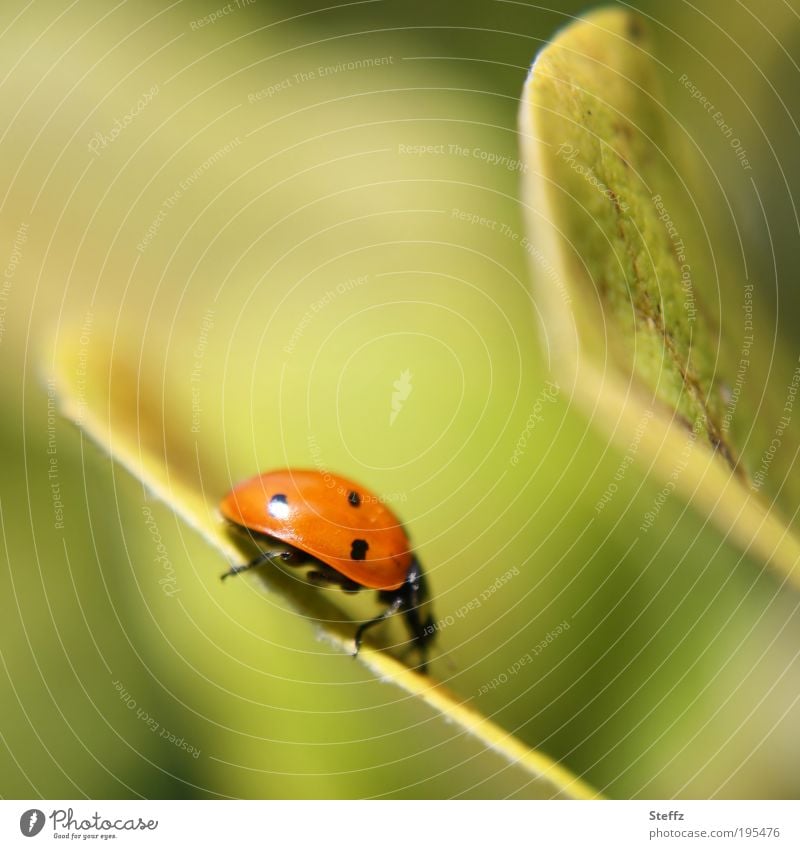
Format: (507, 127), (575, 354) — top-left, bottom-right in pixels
(347, 491), (361, 507)
(267, 493), (288, 517)
(350, 539), (369, 560)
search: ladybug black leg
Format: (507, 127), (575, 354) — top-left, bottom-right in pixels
(400, 604), (435, 673)
(305, 569), (329, 586)
(306, 564), (363, 593)
(340, 581), (362, 595)
(220, 549), (295, 581)
(353, 595), (404, 657)
(404, 647), (429, 675)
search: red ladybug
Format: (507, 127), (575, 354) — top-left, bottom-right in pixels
(220, 469), (435, 670)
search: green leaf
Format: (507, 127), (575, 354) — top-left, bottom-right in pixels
(519, 7), (800, 590)
(51, 331), (602, 801)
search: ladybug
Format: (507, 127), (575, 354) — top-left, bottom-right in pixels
(220, 469), (435, 670)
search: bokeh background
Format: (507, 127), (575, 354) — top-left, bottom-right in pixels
(1, 0), (799, 799)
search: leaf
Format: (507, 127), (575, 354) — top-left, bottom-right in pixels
(49, 329), (602, 801)
(519, 8), (800, 590)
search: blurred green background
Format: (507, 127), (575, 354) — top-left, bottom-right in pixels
(1, 0), (799, 799)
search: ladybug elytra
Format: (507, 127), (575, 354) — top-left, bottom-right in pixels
(220, 469), (435, 670)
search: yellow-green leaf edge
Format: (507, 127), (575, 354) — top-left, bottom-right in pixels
(519, 7), (800, 591)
